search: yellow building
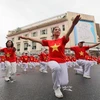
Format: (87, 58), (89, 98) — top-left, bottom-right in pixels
(7, 11), (98, 55)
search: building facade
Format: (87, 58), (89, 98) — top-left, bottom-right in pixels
(96, 23), (100, 42)
(7, 12), (99, 55)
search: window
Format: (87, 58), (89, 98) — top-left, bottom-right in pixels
(18, 37), (20, 40)
(32, 32), (37, 37)
(40, 29), (47, 35)
(12, 38), (14, 42)
(51, 27), (53, 33)
(51, 26), (60, 33)
(62, 25), (65, 31)
(17, 44), (20, 51)
(24, 43), (28, 50)
(24, 34), (28, 37)
(32, 42), (36, 49)
(40, 37), (47, 40)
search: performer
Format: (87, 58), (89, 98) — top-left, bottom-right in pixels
(85, 52), (97, 66)
(0, 56), (1, 70)
(65, 54), (73, 68)
(0, 40), (17, 82)
(19, 15), (80, 98)
(0, 54), (6, 70)
(39, 49), (48, 73)
(29, 54), (35, 69)
(20, 52), (24, 69)
(34, 56), (40, 67)
(67, 40), (100, 78)
(21, 53), (29, 72)
(16, 55), (22, 68)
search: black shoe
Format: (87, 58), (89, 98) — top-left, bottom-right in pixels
(9, 77), (14, 83)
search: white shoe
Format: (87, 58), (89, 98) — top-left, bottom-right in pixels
(39, 69), (43, 72)
(54, 87), (63, 98)
(76, 71), (83, 75)
(43, 70), (48, 73)
(5, 77), (10, 82)
(24, 69), (27, 71)
(83, 75), (91, 79)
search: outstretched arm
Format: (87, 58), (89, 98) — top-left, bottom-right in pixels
(89, 43), (100, 48)
(12, 47), (16, 52)
(65, 47), (70, 49)
(19, 36), (42, 44)
(65, 15), (81, 39)
(0, 48), (4, 52)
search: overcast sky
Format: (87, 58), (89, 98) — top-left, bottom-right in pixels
(0, 0), (100, 47)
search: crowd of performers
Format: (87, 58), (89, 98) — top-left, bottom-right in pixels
(1, 49), (99, 72)
(0, 50), (100, 71)
(0, 15), (100, 98)
(16, 49), (49, 73)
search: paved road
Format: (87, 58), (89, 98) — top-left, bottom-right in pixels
(0, 65), (100, 100)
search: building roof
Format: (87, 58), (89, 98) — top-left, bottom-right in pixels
(7, 13), (67, 37)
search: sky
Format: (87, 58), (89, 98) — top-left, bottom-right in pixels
(0, 0), (100, 47)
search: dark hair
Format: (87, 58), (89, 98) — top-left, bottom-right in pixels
(52, 27), (59, 32)
(6, 40), (14, 47)
(52, 27), (57, 33)
(52, 26), (61, 37)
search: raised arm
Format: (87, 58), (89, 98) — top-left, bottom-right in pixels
(65, 15), (81, 39)
(89, 43), (100, 48)
(19, 36), (42, 44)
